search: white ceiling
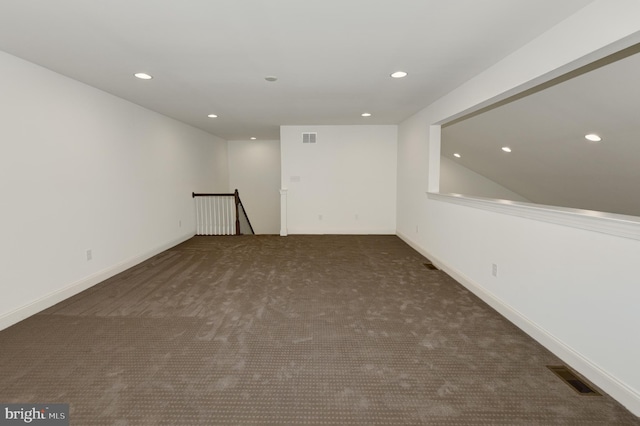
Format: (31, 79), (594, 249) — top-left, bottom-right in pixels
(442, 48), (640, 217)
(0, 0), (593, 140)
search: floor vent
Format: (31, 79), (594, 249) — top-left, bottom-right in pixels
(424, 262), (438, 271)
(547, 365), (601, 396)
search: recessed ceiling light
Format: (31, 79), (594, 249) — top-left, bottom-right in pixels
(265, 76), (278, 82)
(250, 137), (257, 140)
(361, 113), (372, 117)
(585, 133), (602, 142)
(454, 153), (461, 158)
(207, 114), (218, 118)
(390, 71), (408, 78)
(502, 147), (512, 153)
(134, 72), (153, 80)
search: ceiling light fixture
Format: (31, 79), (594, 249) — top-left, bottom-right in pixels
(361, 113), (372, 117)
(502, 147), (512, 153)
(390, 71), (408, 78)
(250, 137), (257, 140)
(585, 133), (602, 142)
(134, 72), (153, 80)
(265, 76), (278, 82)
(207, 114), (218, 118)
(454, 153), (461, 158)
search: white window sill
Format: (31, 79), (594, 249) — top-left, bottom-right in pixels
(427, 192), (640, 241)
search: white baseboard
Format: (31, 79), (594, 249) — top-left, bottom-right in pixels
(397, 230), (640, 417)
(0, 232), (195, 332)
(286, 228), (396, 235)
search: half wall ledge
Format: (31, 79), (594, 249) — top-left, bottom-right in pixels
(427, 192), (640, 241)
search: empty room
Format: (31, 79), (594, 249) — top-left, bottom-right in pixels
(1, 1), (640, 424)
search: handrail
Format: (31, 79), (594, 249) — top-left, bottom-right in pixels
(192, 192), (235, 197)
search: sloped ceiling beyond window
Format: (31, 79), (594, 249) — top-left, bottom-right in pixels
(442, 46), (640, 217)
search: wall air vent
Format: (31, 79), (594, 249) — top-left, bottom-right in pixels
(302, 132), (317, 144)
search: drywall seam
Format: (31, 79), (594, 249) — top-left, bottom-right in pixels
(0, 232), (195, 332)
(397, 230), (640, 417)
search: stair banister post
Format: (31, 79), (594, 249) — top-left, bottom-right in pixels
(234, 189), (241, 235)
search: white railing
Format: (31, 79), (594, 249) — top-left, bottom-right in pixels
(192, 190), (255, 236)
(194, 193), (236, 235)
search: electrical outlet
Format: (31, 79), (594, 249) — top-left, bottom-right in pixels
(355, 214), (359, 220)
(86, 249), (92, 261)
(416, 225), (419, 233)
(318, 214), (323, 221)
(492, 263), (498, 277)
(179, 220), (182, 228)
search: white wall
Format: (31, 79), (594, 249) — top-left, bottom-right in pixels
(440, 156), (531, 202)
(281, 125), (397, 234)
(228, 139), (281, 234)
(397, 0), (640, 416)
(0, 51), (229, 329)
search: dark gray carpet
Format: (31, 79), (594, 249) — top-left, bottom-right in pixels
(0, 235), (637, 425)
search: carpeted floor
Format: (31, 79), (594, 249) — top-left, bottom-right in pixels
(0, 235), (638, 425)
